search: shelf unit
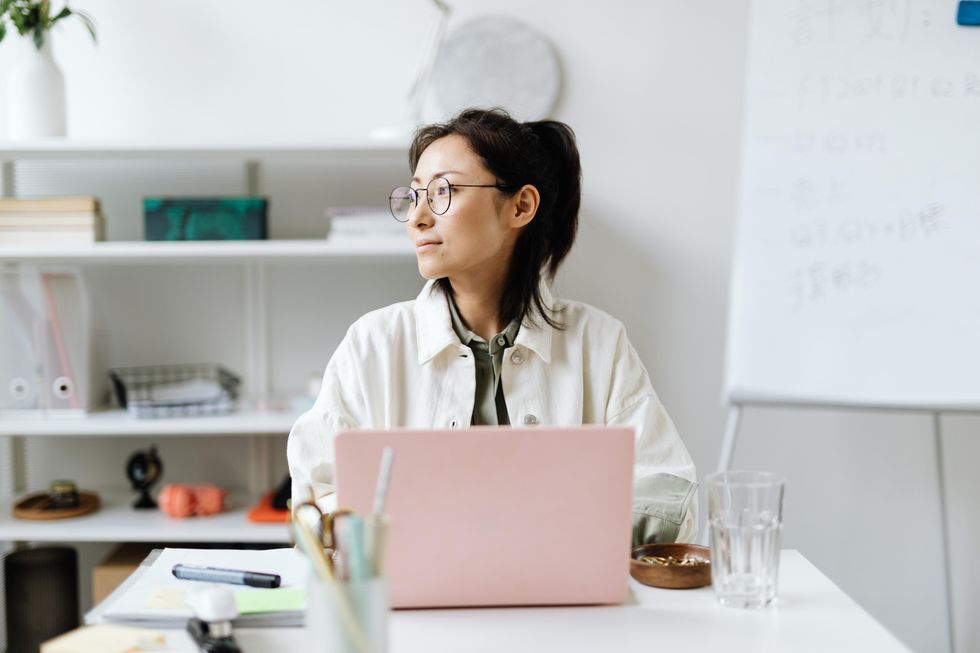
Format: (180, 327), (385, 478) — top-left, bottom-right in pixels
(0, 408), (302, 438)
(0, 140), (416, 547)
(0, 490), (289, 543)
(0, 238), (413, 264)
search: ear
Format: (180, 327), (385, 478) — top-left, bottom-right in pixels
(509, 184), (540, 229)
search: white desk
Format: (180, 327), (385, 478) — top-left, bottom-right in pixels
(88, 550), (910, 653)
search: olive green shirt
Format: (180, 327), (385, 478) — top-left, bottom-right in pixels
(447, 295), (521, 426)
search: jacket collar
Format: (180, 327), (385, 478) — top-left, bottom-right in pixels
(414, 279), (555, 365)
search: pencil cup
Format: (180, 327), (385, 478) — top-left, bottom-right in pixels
(306, 575), (388, 653)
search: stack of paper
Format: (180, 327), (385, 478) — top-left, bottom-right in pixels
(0, 197), (105, 244)
(99, 548), (309, 629)
(325, 207), (404, 239)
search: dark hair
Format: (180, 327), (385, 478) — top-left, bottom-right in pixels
(408, 107), (581, 329)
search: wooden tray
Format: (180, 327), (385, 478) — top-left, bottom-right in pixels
(12, 491), (101, 520)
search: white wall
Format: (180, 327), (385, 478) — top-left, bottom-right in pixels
(1, 2), (977, 652)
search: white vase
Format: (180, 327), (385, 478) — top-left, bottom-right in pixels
(6, 34), (67, 140)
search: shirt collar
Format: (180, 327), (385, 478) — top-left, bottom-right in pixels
(446, 292), (479, 346)
(415, 280), (459, 365)
(447, 292), (522, 352)
(414, 279), (556, 365)
(515, 282), (554, 364)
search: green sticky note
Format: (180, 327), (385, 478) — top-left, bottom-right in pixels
(235, 587), (306, 614)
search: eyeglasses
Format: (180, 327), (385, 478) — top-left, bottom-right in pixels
(388, 176), (511, 222)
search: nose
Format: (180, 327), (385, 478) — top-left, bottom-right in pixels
(407, 193), (434, 230)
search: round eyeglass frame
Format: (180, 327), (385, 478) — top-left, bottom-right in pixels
(388, 177), (512, 222)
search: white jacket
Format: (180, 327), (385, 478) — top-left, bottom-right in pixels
(287, 280), (698, 543)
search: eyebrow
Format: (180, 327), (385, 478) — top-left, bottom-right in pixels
(411, 170), (465, 184)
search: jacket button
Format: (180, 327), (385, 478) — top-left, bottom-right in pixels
(522, 414), (538, 425)
(511, 351), (524, 364)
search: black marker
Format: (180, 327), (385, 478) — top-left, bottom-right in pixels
(172, 564), (281, 588)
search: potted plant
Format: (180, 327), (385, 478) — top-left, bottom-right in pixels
(0, 1), (97, 139)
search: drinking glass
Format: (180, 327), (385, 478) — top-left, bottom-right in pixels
(705, 470), (785, 608)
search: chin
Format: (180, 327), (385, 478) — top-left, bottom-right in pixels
(416, 261), (443, 280)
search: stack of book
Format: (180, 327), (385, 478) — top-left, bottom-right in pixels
(325, 207), (405, 240)
(0, 196), (105, 244)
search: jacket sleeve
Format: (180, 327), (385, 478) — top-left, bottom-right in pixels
(286, 330), (365, 514)
(605, 327), (698, 545)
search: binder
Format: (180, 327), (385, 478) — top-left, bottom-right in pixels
(0, 265), (104, 416)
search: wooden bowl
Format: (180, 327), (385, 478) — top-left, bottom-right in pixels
(630, 543), (712, 589)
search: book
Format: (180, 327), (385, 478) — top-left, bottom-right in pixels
(99, 547), (308, 629)
(0, 196), (101, 212)
(325, 207), (404, 238)
(0, 212), (103, 225)
(0, 227), (104, 244)
(0, 212), (105, 243)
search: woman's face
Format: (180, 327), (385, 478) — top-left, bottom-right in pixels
(406, 134), (521, 287)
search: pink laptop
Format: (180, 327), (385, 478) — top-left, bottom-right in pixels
(334, 426), (635, 608)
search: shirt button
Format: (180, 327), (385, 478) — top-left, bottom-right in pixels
(450, 418), (458, 429)
(511, 351), (524, 364)
(496, 335), (507, 347)
(522, 414), (538, 425)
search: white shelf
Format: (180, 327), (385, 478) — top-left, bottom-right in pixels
(0, 407), (300, 437)
(0, 139), (408, 161)
(0, 237), (414, 264)
(0, 490), (290, 543)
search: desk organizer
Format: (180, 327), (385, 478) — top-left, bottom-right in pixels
(109, 363), (240, 418)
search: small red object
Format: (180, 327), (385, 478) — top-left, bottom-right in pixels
(158, 483), (226, 518)
(247, 491), (290, 523)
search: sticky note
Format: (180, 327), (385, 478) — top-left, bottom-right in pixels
(958, 1), (980, 25)
(235, 587), (306, 615)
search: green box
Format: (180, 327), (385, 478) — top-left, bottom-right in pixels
(143, 197), (268, 241)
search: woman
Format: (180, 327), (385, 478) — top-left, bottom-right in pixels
(288, 108), (697, 545)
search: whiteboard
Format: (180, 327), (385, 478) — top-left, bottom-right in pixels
(726, 0), (980, 410)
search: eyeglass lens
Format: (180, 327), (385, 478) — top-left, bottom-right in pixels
(389, 177), (452, 222)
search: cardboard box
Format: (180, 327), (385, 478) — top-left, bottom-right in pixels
(91, 543), (158, 606)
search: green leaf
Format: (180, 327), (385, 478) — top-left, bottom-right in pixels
(10, 8), (25, 32)
(52, 6), (71, 23)
(0, 22), (6, 43)
(76, 8), (96, 42)
(32, 25), (43, 49)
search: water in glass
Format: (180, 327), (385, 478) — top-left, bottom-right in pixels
(710, 509), (782, 608)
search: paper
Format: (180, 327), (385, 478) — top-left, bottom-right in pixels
(144, 587), (186, 610)
(100, 547), (309, 628)
(41, 624), (165, 653)
(236, 587), (306, 615)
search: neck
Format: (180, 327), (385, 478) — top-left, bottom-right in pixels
(449, 277), (506, 342)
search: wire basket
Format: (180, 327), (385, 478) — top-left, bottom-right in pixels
(109, 363), (241, 418)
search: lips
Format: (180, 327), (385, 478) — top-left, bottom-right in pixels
(416, 239), (442, 251)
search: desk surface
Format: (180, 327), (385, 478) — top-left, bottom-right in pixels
(88, 550), (910, 653)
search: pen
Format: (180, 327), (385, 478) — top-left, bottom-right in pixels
(171, 564), (281, 588)
(372, 447), (395, 515)
(368, 447), (394, 576)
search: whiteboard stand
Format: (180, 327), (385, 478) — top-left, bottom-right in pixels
(716, 402), (742, 473)
(714, 403), (957, 653)
(932, 412), (956, 653)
